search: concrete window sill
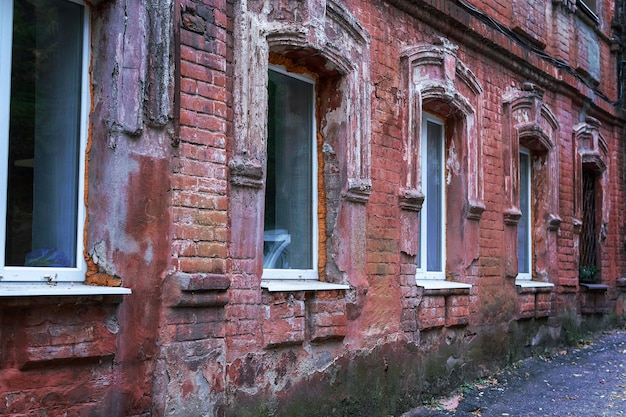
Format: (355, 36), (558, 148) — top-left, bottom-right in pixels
(261, 280), (349, 292)
(0, 282), (131, 297)
(515, 280), (554, 289)
(415, 280), (471, 296)
(515, 280), (554, 295)
(415, 280), (471, 290)
(579, 283), (610, 292)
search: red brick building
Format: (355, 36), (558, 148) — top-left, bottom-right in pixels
(1, 0), (625, 415)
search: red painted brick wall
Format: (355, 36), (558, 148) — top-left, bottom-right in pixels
(219, 0), (626, 414)
(1, 0), (625, 416)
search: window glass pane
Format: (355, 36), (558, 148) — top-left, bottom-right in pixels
(579, 0), (596, 13)
(264, 70), (313, 270)
(426, 121), (443, 272)
(518, 151), (531, 274)
(5, 0), (83, 267)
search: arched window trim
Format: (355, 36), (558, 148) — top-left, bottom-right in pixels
(573, 117), (609, 234)
(229, 0), (372, 290)
(502, 83), (561, 282)
(230, 0), (371, 202)
(503, 85), (560, 225)
(399, 38), (484, 220)
(399, 39), (483, 288)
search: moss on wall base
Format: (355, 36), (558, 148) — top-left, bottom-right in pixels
(226, 314), (619, 417)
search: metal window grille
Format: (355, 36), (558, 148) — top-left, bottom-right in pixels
(580, 170), (597, 269)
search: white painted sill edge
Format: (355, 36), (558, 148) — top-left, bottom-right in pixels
(515, 280), (554, 288)
(415, 280), (472, 290)
(0, 282), (132, 297)
(261, 280), (349, 292)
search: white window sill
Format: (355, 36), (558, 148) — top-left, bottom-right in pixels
(0, 282), (131, 297)
(415, 280), (472, 290)
(261, 280), (349, 292)
(515, 280), (554, 289)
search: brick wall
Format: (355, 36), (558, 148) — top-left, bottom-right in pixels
(0, 299), (121, 416)
(155, 0), (234, 415)
(1, 0), (624, 416)
(219, 0), (625, 414)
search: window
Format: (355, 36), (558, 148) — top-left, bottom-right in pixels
(578, 0), (597, 16)
(502, 85), (559, 284)
(416, 114), (446, 280)
(517, 148), (532, 280)
(573, 118), (608, 285)
(262, 67), (318, 280)
(579, 169), (600, 282)
(0, 0), (88, 282)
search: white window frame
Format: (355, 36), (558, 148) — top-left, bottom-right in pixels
(578, 0), (598, 19)
(0, 0), (89, 284)
(517, 147), (532, 281)
(0, 0), (130, 296)
(416, 114), (446, 280)
(262, 65), (318, 281)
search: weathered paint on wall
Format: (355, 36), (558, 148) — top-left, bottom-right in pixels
(1, 0), (626, 416)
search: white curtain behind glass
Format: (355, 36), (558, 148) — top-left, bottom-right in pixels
(426, 121), (443, 272)
(265, 70), (313, 270)
(517, 151), (531, 274)
(30, 0), (82, 267)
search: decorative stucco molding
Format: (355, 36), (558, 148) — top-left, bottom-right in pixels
(228, 0), (372, 300)
(573, 117), (609, 234)
(398, 188), (425, 212)
(229, 155), (264, 189)
(574, 117), (608, 172)
(399, 37), (485, 220)
(502, 83), (560, 228)
(552, 0), (578, 14)
(231, 0), (372, 202)
(502, 83), (561, 280)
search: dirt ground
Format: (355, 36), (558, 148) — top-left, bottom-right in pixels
(402, 327), (626, 417)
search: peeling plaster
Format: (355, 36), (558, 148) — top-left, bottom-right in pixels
(91, 241), (116, 276)
(446, 139), (460, 185)
(322, 142), (336, 155)
(104, 316), (121, 334)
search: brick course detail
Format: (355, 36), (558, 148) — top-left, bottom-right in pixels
(1, 0), (625, 416)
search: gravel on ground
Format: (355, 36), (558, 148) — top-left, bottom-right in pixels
(402, 327), (626, 417)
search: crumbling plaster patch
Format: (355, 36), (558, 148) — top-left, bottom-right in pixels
(90, 241), (116, 276)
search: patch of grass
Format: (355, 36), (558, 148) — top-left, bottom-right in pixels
(421, 396), (444, 410)
(458, 382), (475, 395)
